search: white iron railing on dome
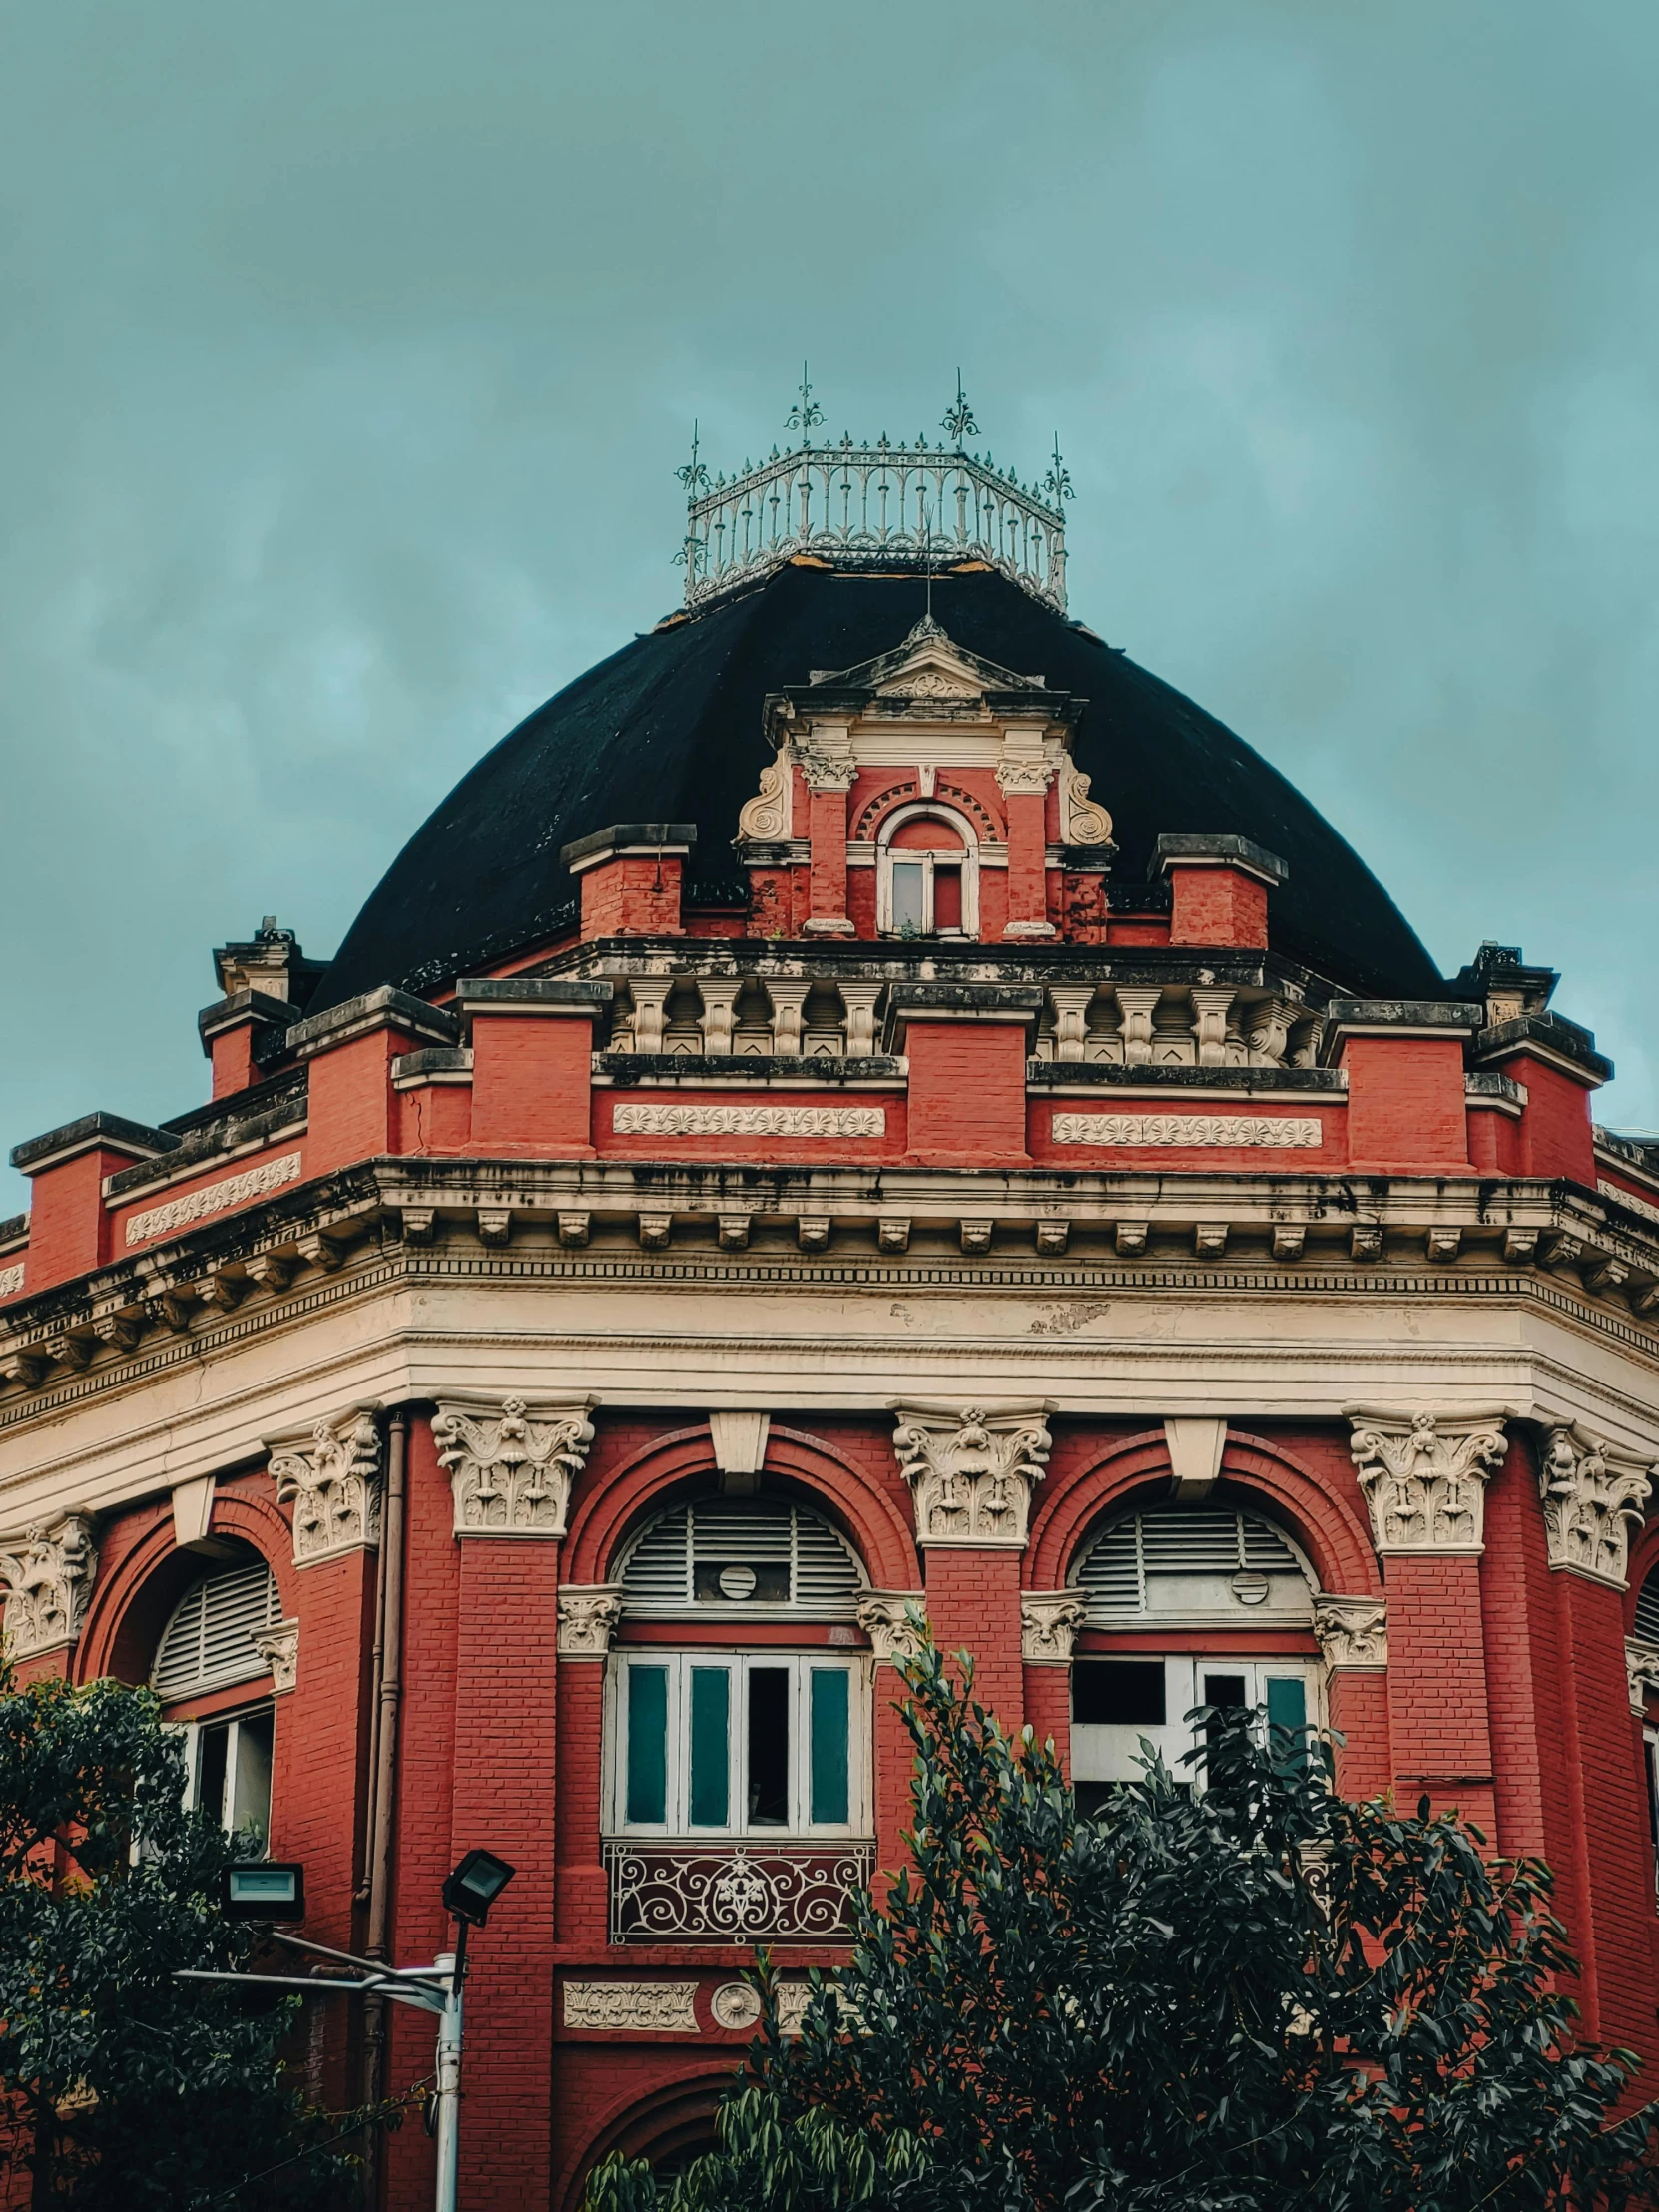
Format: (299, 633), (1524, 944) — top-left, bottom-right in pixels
(675, 370), (1072, 614)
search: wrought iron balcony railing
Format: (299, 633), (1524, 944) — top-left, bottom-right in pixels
(604, 1840), (873, 1944)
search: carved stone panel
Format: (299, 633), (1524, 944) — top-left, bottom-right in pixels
(1348, 1410), (1509, 1555)
(1020, 1591), (1088, 1662)
(558, 1585), (624, 1657)
(434, 1395), (596, 1539)
(0, 1513), (97, 1657)
(1313, 1595), (1387, 1671)
(855, 1591), (927, 1664)
(892, 1404), (1053, 1547)
(561, 1981), (699, 2032)
(252, 1618), (299, 1694)
(1537, 1424), (1653, 1587)
(270, 1410), (383, 1565)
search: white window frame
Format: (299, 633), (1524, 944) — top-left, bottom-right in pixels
(1071, 1655), (1325, 1788)
(176, 1703), (276, 1849)
(605, 1651), (869, 1842)
(875, 804), (978, 939)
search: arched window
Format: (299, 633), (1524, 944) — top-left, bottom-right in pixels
(607, 1496), (870, 1854)
(1068, 1500), (1321, 1805)
(153, 1553), (280, 1847)
(875, 805), (978, 939)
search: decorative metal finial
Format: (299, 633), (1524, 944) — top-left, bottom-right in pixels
(941, 371), (979, 449)
(785, 362), (825, 441)
(1042, 433), (1074, 505)
(675, 420), (710, 498)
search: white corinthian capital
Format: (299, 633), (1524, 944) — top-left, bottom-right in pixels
(891, 1403), (1053, 1548)
(1312, 1594), (1387, 1671)
(1348, 1408), (1509, 1556)
(0, 1513), (97, 1658)
(1537, 1424), (1653, 1588)
(434, 1395), (596, 1538)
(270, 1409), (382, 1565)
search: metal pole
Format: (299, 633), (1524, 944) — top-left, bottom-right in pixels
(432, 1921), (468, 2212)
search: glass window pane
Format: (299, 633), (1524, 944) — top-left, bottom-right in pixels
(1265, 1676), (1307, 1733)
(1073, 1661), (1165, 1726)
(1202, 1672), (1249, 1709)
(626, 1665), (669, 1824)
(748, 1667), (791, 1826)
(889, 861), (925, 932)
(932, 865), (962, 932)
(231, 1711), (275, 1848)
(810, 1668), (849, 1825)
(196, 1723), (229, 1827)
(688, 1668), (731, 1826)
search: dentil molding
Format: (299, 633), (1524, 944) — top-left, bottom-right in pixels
(892, 1403), (1053, 1547)
(252, 1617), (299, 1694)
(1020, 1590), (1089, 1662)
(855, 1591), (927, 1663)
(1537, 1424), (1653, 1587)
(1312, 1594), (1387, 1671)
(434, 1395), (596, 1539)
(0, 1513), (97, 1657)
(1348, 1408), (1510, 1555)
(558, 1584), (623, 1656)
(270, 1410), (383, 1565)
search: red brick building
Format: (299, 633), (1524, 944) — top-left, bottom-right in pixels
(5, 428), (1659, 2206)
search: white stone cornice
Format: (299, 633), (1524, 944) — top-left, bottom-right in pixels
(892, 1403), (1053, 1548)
(1313, 1593), (1387, 1671)
(557, 1584), (623, 1656)
(1020, 1590), (1088, 1662)
(434, 1395), (596, 1539)
(270, 1409), (382, 1565)
(855, 1590), (926, 1663)
(1626, 1635), (1659, 1714)
(1348, 1408), (1511, 1555)
(0, 1513), (96, 1657)
(1537, 1424), (1653, 1587)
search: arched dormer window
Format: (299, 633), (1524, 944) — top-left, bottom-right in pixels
(152, 1552), (280, 1846)
(876, 804), (978, 940)
(608, 1496), (870, 1849)
(1068, 1500), (1321, 1806)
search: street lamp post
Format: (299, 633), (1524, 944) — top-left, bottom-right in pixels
(177, 1848), (516, 2212)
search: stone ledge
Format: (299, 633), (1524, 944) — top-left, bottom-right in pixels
(10, 1111), (181, 1176)
(1477, 1010), (1613, 1086)
(1027, 1062), (1343, 1093)
(284, 985), (461, 1059)
(1152, 832), (1289, 886)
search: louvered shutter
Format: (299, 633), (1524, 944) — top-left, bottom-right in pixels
(1637, 1568), (1659, 1647)
(1077, 1506), (1310, 1626)
(620, 1500), (863, 1613)
(153, 1560), (280, 1701)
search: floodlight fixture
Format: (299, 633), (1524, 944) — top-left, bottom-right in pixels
(441, 1848), (516, 1928)
(221, 1862), (306, 1921)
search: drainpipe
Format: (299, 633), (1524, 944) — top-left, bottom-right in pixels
(359, 1406), (409, 2198)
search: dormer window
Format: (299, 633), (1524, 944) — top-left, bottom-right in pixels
(876, 806), (978, 939)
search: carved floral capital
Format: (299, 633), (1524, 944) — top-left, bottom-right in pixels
(855, 1591), (927, 1664)
(1348, 1408), (1509, 1555)
(434, 1396), (595, 1539)
(0, 1513), (97, 1658)
(1020, 1590), (1088, 1663)
(270, 1410), (382, 1565)
(892, 1404), (1052, 1548)
(1537, 1424), (1653, 1587)
(1626, 1635), (1659, 1715)
(558, 1584), (623, 1657)
(252, 1618), (299, 1694)
(1313, 1594), (1387, 1671)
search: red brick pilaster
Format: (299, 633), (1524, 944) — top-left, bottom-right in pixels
(1383, 1554), (1497, 1839)
(923, 1549), (1025, 1732)
(805, 778), (855, 935)
(999, 789), (1052, 938)
(1326, 1670), (1390, 1800)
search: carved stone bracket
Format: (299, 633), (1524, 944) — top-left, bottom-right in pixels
(252, 1618), (299, 1694)
(855, 1591), (927, 1664)
(1313, 1594), (1387, 1671)
(892, 1403), (1053, 1548)
(736, 758), (792, 842)
(558, 1584), (624, 1657)
(270, 1410), (383, 1566)
(1020, 1590), (1088, 1663)
(434, 1395), (596, 1539)
(0, 1513), (97, 1657)
(1348, 1408), (1510, 1555)
(1537, 1423), (1653, 1587)
(1626, 1635), (1659, 1715)
(1057, 756), (1113, 846)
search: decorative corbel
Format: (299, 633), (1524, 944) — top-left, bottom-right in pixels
(433, 1395), (596, 1538)
(557, 1585), (624, 1657)
(1312, 1595), (1387, 1671)
(1020, 1591), (1088, 1663)
(855, 1591), (927, 1665)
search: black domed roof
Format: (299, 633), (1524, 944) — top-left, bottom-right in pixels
(311, 563), (1442, 1012)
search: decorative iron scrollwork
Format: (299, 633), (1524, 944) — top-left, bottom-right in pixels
(604, 1842), (872, 1944)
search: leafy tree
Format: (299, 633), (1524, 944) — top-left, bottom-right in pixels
(0, 1659), (365, 2209)
(588, 1632), (1659, 2212)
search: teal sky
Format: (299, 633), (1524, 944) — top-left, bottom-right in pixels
(4, 0), (1658, 1208)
